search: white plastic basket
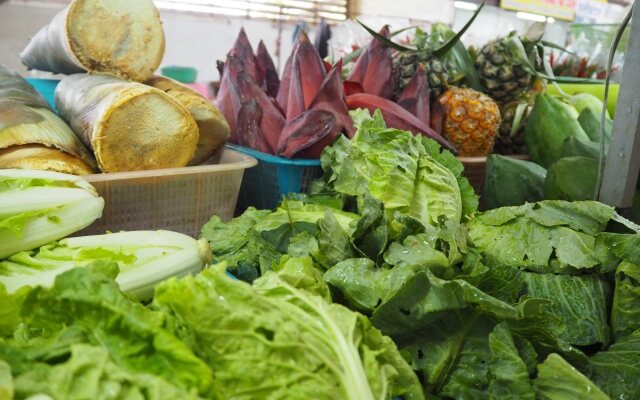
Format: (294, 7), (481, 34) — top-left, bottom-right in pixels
(78, 149), (257, 237)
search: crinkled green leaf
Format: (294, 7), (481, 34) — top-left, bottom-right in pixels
(255, 201), (360, 235)
(312, 211), (356, 270)
(324, 259), (430, 313)
(12, 344), (203, 400)
(401, 312), (493, 398)
(487, 323), (536, 400)
(469, 201), (614, 272)
(384, 233), (449, 277)
(611, 261), (640, 339)
(602, 233), (640, 265)
(519, 272), (610, 346)
(200, 207), (271, 268)
(320, 109), (477, 229)
(371, 270), (549, 337)
(261, 255), (330, 301)
(588, 330), (640, 399)
(287, 231), (319, 258)
(534, 354), (608, 400)
(13, 264), (215, 396)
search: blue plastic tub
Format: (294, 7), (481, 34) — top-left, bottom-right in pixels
(26, 78), (60, 111)
(226, 144), (323, 211)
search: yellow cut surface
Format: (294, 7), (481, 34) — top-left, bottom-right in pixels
(145, 76), (230, 165)
(93, 90), (199, 172)
(0, 145), (95, 175)
(66, 0), (165, 81)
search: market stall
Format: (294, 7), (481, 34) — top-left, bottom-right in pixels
(1, 0), (640, 399)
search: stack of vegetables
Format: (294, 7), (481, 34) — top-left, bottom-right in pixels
(198, 110), (640, 399)
(3, 111), (640, 399)
(0, 169), (210, 300)
(0, 66), (96, 175)
(7, 0), (230, 174)
(0, 167), (425, 400)
(482, 92), (618, 210)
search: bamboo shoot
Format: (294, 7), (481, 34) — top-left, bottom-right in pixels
(20, 0), (165, 82)
(145, 75), (230, 165)
(0, 65), (96, 175)
(55, 74), (199, 172)
(0, 145), (95, 176)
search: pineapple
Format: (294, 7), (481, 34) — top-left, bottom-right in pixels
(393, 25), (465, 99)
(476, 23), (545, 103)
(493, 101), (530, 155)
(493, 79), (545, 155)
(394, 54), (462, 99)
(432, 88), (501, 157)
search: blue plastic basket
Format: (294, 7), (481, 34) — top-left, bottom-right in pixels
(226, 144), (323, 211)
(26, 78), (60, 111)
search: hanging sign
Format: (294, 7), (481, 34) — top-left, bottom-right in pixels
(500, 0), (577, 21)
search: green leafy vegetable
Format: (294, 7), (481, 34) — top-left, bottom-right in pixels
(588, 330), (640, 399)
(0, 230), (210, 300)
(154, 263), (423, 400)
(488, 323), (536, 399)
(0, 169), (104, 259)
(1, 263), (215, 397)
(611, 261), (640, 339)
(534, 354), (609, 400)
(468, 201), (614, 272)
(13, 344), (204, 400)
(318, 109), (477, 228)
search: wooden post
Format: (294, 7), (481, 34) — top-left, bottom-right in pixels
(598, 2), (640, 208)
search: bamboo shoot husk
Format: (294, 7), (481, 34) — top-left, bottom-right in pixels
(145, 75), (230, 165)
(20, 0), (165, 82)
(0, 65), (97, 174)
(55, 74), (199, 172)
(0, 145), (94, 175)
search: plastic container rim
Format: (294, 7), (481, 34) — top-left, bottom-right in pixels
(226, 144), (321, 167)
(83, 148), (257, 182)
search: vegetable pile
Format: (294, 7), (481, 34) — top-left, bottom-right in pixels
(3, 110), (640, 400)
(483, 92), (619, 209)
(201, 110), (640, 399)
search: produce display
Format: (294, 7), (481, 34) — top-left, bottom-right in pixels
(3, 0), (640, 398)
(483, 91), (618, 209)
(2, 0), (230, 177)
(20, 0), (165, 82)
(200, 111), (640, 399)
(0, 66), (96, 175)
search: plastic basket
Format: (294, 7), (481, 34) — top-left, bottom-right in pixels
(77, 148), (257, 238)
(226, 144), (323, 211)
(26, 78), (60, 111)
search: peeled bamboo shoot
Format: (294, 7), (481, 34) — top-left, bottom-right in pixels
(55, 74), (199, 172)
(20, 0), (165, 82)
(145, 75), (230, 165)
(0, 65), (96, 175)
(0, 145), (95, 176)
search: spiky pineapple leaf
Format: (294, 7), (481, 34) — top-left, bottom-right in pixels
(343, 25), (420, 65)
(433, 0), (486, 57)
(510, 103), (529, 137)
(433, 24), (482, 92)
(356, 20), (417, 52)
(541, 41), (577, 56)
